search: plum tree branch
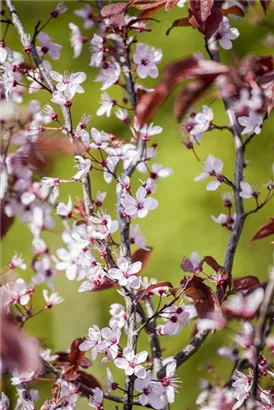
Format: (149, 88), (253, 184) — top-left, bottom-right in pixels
(5, 0), (93, 218)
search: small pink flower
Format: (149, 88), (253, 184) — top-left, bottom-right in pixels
(69, 23), (87, 59)
(96, 92), (116, 117)
(43, 289), (64, 308)
(73, 156), (91, 181)
(37, 32), (62, 60)
(121, 186), (158, 219)
(74, 4), (94, 29)
(135, 371), (164, 409)
(56, 196), (72, 218)
(239, 181), (259, 199)
(133, 43), (162, 79)
(238, 112), (263, 135)
(89, 387), (103, 410)
(90, 34), (104, 67)
(213, 17), (239, 50)
(108, 257), (142, 289)
(114, 347), (148, 379)
(194, 154), (224, 191)
(224, 287), (264, 319)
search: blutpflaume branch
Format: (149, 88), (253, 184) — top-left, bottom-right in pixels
(4, 0), (93, 218)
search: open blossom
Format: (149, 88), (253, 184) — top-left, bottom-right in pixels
(211, 213), (236, 230)
(8, 253), (26, 270)
(90, 127), (109, 150)
(194, 154), (224, 191)
(55, 248), (80, 280)
(90, 34), (104, 67)
(37, 32), (62, 60)
(56, 196), (72, 217)
(74, 4), (94, 29)
(11, 370), (35, 386)
(69, 23), (87, 59)
(89, 387), (103, 410)
(1, 278), (30, 308)
(224, 287), (264, 319)
(239, 181), (259, 199)
(135, 371), (164, 409)
(101, 326), (121, 359)
(79, 325), (106, 360)
(96, 92), (116, 117)
(238, 111), (263, 135)
(108, 257), (142, 289)
(40, 348), (58, 362)
(158, 303), (196, 335)
(114, 347), (147, 379)
(95, 60), (121, 90)
(135, 122), (163, 141)
(43, 290), (64, 308)
(160, 360), (180, 403)
(133, 43), (162, 79)
(73, 156), (91, 180)
(232, 371), (252, 409)
(189, 106), (213, 142)
(213, 16), (239, 50)
(181, 251), (201, 273)
(50, 71), (86, 99)
(121, 186), (158, 219)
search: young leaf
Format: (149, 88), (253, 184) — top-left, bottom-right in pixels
(166, 17), (191, 36)
(250, 217), (274, 242)
(101, 2), (129, 17)
(132, 247), (153, 272)
(135, 281), (174, 303)
(232, 275), (261, 293)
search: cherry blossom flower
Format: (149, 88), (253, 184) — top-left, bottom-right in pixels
(121, 186), (158, 219)
(74, 4), (94, 29)
(135, 371), (164, 409)
(40, 348), (58, 362)
(213, 17), (239, 50)
(8, 253), (26, 270)
(0, 392), (9, 410)
(224, 287), (264, 319)
(108, 257), (142, 289)
(50, 71), (86, 99)
(130, 224), (149, 250)
(11, 370), (35, 386)
(89, 212), (118, 240)
(56, 196), (72, 218)
(160, 360), (180, 403)
(51, 90), (73, 107)
(1, 278), (30, 308)
(239, 181), (259, 199)
(232, 371), (252, 409)
(90, 127), (109, 150)
(69, 23), (87, 59)
(73, 156), (91, 181)
(218, 347), (239, 363)
(189, 106), (213, 142)
(96, 92), (116, 117)
(101, 326), (121, 359)
(109, 303), (127, 329)
(104, 367), (118, 392)
(79, 325), (106, 360)
(133, 43), (162, 79)
(194, 154), (224, 191)
(211, 213), (236, 230)
(55, 248), (80, 280)
(114, 347), (147, 379)
(181, 251), (201, 273)
(158, 303), (195, 335)
(89, 387), (103, 410)
(149, 163), (173, 180)
(37, 32), (62, 60)
(90, 34), (104, 67)
(116, 108), (130, 123)
(238, 111), (263, 135)
(135, 122), (163, 141)
(95, 60), (121, 90)
(95, 191), (107, 207)
(43, 290), (64, 308)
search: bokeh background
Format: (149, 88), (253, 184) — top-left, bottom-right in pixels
(2, 1), (274, 408)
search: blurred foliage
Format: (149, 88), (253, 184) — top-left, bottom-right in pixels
(1, 1), (274, 409)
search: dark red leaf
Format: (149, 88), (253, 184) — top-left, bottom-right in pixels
(202, 256), (222, 272)
(232, 275), (261, 293)
(69, 338), (86, 368)
(174, 80), (212, 121)
(101, 2), (129, 17)
(182, 276), (222, 319)
(165, 0), (179, 12)
(204, 7), (223, 38)
(132, 247), (153, 272)
(260, 0), (271, 13)
(135, 281), (174, 303)
(222, 5), (245, 17)
(250, 218), (274, 242)
(257, 70), (274, 115)
(136, 57), (229, 127)
(77, 371), (101, 396)
(138, 4), (164, 18)
(189, 0), (214, 23)
(166, 17), (190, 36)
(131, 0), (166, 10)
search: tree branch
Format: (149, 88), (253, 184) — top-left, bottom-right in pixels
(5, 0), (93, 217)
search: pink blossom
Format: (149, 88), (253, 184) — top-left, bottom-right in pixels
(95, 60), (121, 90)
(90, 127), (109, 150)
(160, 360), (180, 403)
(90, 34), (104, 67)
(189, 106), (213, 142)
(114, 347), (147, 378)
(50, 71), (86, 99)
(56, 196), (72, 217)
(121, 186), (158, 219)
(69, 23), (86, 59)
(11, 370), (35, 386)
(213, 17), (239, 50)
(239, 181), (259, 199)
(135, 371), (164, 409)
(108, 257), (142, 289)
(43, 289), (64, 308)
(238, 111), (263, 135)
(79, 325), (106, 360)
(88, 387), (103, 410)
(116, 108), (129, 123)
(181, 251), (201, 273)
(224, 287), (264, 319)
(101, 326), (121, 359)
(55, 248), (79, 280)
(74, 4), (94, 29)
(211, 213), (236, 230)
(133, 43), (162, 79)
(95, 191), (107, 207)
(40, 348), (58, 362)
(73, 156), (91, 181)
(194, 154), (224, 191)
(8, 253), (26, 270)
(37, 32), (62, 60)
(96, 92), (116, 117)
(1, 278), (30, 308)
(135, 122), (163, 141)
(130, 224), (149, 250)
(232, 371), (252, 410)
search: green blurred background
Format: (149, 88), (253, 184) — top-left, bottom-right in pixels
(2, 1), (274, 408)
